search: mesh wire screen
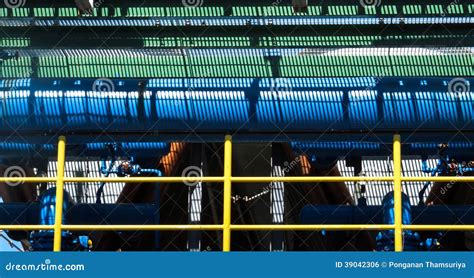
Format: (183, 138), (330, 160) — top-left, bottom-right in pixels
(338, 156), (437, 206)
(45, 159), (125, 204)
(43, 157), (436, 206)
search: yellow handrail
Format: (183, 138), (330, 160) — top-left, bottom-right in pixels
(222, 135), (233, 252)
(393, 134), (403, 252)
(53, 136), (67, 252)
(4, 176), (474, 183)
(1, 134), (474, 252)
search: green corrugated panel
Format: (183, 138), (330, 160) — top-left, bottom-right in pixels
(74, 65), (81, 78)
(6, 53), (474, 78)
(403, 5), (422, 15)
(58, 8), (66, 17)
(426, 5), (443, 14)
(63, 66), (69, 78)
(33, 8), (53, 17)
(157, 7), (166, 16)
(0, 8), (7, 17)
(348, 6), (358, 15)
(0, 38), (29, 47)
(328, 6), (338, 16)
(101, 7), (108, 16)
(307, 6), (321, 15)
(9, 4), (474, 18)
(365, 6), (377, 15)
(183, 7), (190, 16)
(12, 8), (27, 17)
(136, 64), (143, 78)
(82, 65), (88, 78)
(231, 6), (240, 16)
(141, 64), (148, 77)
(447, 4), (464, 14)
(127, 7), (136, 16)
(165, 7), (174, 16)
(262, 6), (271, 16)
(381, 5), (397, 14)
(67, 8), (76, 16)
(247, 6), (258, 16)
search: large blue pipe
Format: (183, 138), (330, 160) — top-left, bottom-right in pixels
(1, 77), (473, 142)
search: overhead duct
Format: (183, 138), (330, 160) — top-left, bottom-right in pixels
(1, 77), (473, 144)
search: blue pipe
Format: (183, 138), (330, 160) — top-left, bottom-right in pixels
(31, 188), (91, 251)
(38, 188), (71, 226)
(1, 77), (473, 136)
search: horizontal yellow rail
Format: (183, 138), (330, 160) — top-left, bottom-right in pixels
(3, 224), (474, 232)
(1, 134), (473, 252)
(0, 225), (54, 230)
(231, 176), (395, 183)
(3, 176), (474, 184)
(404, 225), (474, 231)
(230, 225), (395, 231)
(63, 225), (224, 231)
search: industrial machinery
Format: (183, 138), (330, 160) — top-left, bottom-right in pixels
(0, 0), (473, 252)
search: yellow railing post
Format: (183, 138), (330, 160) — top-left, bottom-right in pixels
(393, 134), (403, 252)
(223, 135), (232, 251)
(5, 133), (474, 250)
(53, 136), (67, 252)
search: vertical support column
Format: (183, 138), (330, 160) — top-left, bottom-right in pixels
(223, 135), (232, 252)
(53, 136), (67, 252)
(393, 134), (403, 252)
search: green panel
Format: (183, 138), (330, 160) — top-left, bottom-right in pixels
(33, 8), (55, 17)
(403, 5), (422, 15)
(0, 38), (30, 47)
(328, 6), (358, 16)
(429, 5), (444, 15)
(12, 8), (29, 17)
(2, 4), (474, 18)
(364, 6), (377, 15)
(381, 5), (397, 15)
(58, 8), (76, 17)
(447, 4), (464, 14)
(2, 50), (473, 78)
